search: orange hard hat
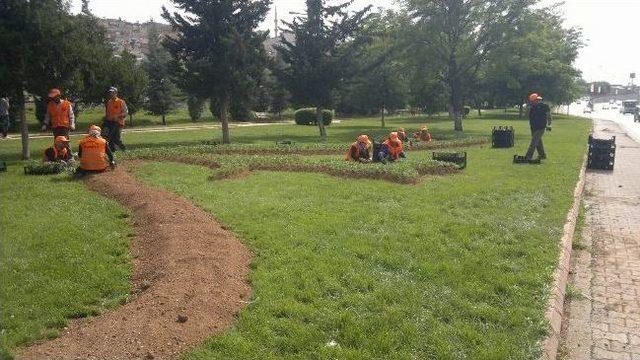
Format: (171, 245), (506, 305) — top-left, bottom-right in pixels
(48, 88), (61, 98)
(54, 136), (70, 144)
(529, 93), (543, 102)
(357, 135), (369, 143)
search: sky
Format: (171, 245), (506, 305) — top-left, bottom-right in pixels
(71, 0), (639, 85)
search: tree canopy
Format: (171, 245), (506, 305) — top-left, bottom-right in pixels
(163, 0), (271, 144)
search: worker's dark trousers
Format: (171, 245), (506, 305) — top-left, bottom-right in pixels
(525, 128), (546, 160)
(102, 121), (125, 152)
(52, 127), (70, 138)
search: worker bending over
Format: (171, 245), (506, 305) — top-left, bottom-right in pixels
(77, 125), (114, 175)
(377, 132), (405, 163)
(43, 136), (73, 164)
(413, 125), (432, 142)
(346, 135), (373, 163)
(43, 88), (75, 138)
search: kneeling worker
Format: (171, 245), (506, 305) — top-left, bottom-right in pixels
(44, 136), (73, 164)
(78, 125), (115, 174)
(377, 132), (405, 163)
(413, 125), (432, 142)
(346, 135), (373, 163)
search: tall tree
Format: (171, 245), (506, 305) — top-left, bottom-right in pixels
(145, 24), (175, 125)
(405, 0), (529, 131)
(277, 0), (371, 138)
(0, 0), (80, 159)
(163, 0), (271, 144)
(484, 6), (583, 114)
(110, 50), (149, 125)
(337, 11), (407, 126)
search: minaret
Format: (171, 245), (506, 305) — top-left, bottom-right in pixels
(274, 7), (279, 38)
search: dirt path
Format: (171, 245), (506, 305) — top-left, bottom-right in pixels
(19, 163), (253, 360)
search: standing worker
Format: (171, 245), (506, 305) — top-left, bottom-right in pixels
(77, 125), (114, 175)
(525, 93), (552, 161)
(0, 95), (9, 138)
(43, 89), (75, 138)
(103, 87), (128, 152)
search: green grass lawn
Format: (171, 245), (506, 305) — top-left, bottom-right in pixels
(0, 112), (591, 359)
(0, 168), (132, 359)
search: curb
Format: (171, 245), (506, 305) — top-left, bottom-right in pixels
(540, 159), (587, 360)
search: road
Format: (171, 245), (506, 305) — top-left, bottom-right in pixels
(567, 102), (640, 142)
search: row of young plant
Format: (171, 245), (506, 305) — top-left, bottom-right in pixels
(143, 136), (488, 156)
(127, 150), (460, 184)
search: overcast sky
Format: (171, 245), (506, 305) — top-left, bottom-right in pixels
(71, 0), (639, 85)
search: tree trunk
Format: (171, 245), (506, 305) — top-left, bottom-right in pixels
(381, 105), (386, 128)
(220, 96), (231, 144)
(162, 114), (166, 126)
(129, 114), (133, 127)
(316, 106), (327, 139)
(17, 88), (29, 160)
(447, 57), (464, 131)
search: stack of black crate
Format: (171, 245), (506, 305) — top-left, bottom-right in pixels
(492, 126), (515, 148)
(588, 135), (616, 170)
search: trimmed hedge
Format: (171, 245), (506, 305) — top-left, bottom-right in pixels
(294, 108), (333, 126)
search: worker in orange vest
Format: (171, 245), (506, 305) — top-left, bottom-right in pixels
(413, 125), (432, 142)
(377, 132), (405, 163)
(42, 88), (75, 138)
(345, 135), (373, 163)
(43, 136), (73, 164)
(103, 86), (128, 152)
(77, 125), (114, 175)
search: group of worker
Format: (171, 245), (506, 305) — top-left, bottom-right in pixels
(345, 125), (432, 164)
(42, 87), (127, 174)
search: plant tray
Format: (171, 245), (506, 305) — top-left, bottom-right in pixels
(513, 155), (541, 164)
(433, 152), (467, 169)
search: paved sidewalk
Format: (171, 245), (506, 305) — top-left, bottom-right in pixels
(2, 121), (296, 141)
(562, 119), (640, 359)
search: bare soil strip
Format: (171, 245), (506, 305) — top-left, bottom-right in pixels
(19, 163), (252, 360)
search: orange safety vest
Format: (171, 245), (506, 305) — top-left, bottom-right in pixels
(48, 100), (72, 128)
(43, 146), (70, 162)
(383, 139), (403, 158)
(345, 141), (372, 161)
(79, 136), (108, 171)
(106, 97), (127, 127)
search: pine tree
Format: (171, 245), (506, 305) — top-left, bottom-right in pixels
(145, 24), (175, 125)
(276, 0), (371, 138)
(162, 0), (271, 144)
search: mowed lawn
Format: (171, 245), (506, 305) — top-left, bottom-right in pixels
(0, 169), (132, 358)
(1, 113), (590, 359)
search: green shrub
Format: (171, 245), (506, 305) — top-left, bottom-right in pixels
(294, 108), (333, 126)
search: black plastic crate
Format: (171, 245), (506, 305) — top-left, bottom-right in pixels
(433, 152), (467, 169)
(587, 135), (616, 171)
(492, 126), (515, 148)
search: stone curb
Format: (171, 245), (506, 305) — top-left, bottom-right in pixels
(540, 159), (587, 360)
